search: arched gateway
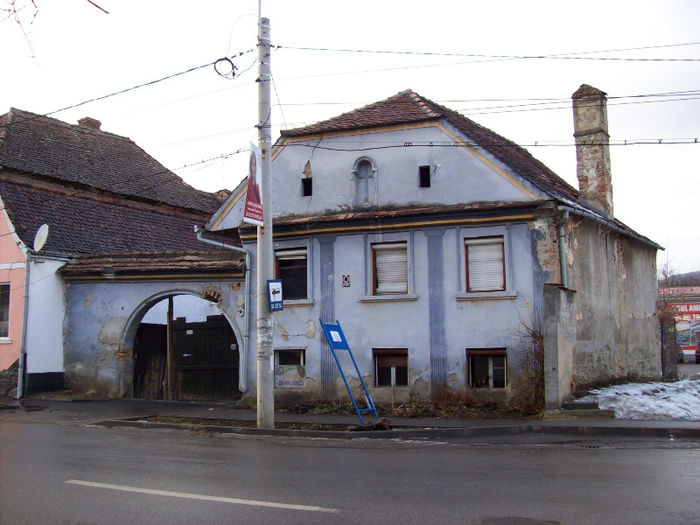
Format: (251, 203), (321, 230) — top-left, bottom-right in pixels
(60, 252), (247, 399)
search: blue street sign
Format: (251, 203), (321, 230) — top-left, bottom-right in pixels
(268, 279), (283, 311)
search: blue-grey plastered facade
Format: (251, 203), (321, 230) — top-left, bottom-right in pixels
(225, 123), (561, 406)
(217, 119), (661, 408)
(62, 278), (246, 397)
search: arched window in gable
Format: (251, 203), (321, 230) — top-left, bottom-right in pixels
(352, 157), (376, 207)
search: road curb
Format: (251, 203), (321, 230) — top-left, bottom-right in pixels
(92, 418), (700, 441)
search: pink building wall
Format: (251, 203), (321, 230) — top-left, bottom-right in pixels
(0, 207), (26, 371)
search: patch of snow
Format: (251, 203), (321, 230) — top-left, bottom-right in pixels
(579, 379), (700, 421)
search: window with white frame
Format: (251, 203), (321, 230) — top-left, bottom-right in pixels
(372, 242), (408, 295)
(465, 236), (506, 292)
(275, 248), (307, 300)
(0, 284), (9, 338)
(467, 349), (507, 388)
(373, 349), (408, 387)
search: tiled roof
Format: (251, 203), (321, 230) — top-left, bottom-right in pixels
(0, 178), (215, 255)
(0, 108), (220, 214)
(60, 250), (244, 277)
(281, 89), (581, 204)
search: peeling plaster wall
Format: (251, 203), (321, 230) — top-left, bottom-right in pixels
(567, 220), (660, 387)
(63, 279), (244, 397)
(244, 220), (540, 405)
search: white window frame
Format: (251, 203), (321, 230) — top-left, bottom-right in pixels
(361, 233), (417, 303)
(372, 242), (408, 295)
(456, 226), (516, 301)
(467, 349), (507, 388)
(465, 236), (505, 292)
(274, 241), (313, 306)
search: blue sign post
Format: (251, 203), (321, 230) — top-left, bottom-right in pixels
(267, 279), (283, 312)
(319, 319), (379, 424)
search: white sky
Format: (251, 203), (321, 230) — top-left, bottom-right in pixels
(2, 0), (699, 273)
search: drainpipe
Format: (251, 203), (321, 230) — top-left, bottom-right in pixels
(558, 210), (570, 289)
(17, 250), (32, 399)
(195, 226), (251, 393)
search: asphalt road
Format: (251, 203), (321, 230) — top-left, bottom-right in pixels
(1, 420), (699, 525)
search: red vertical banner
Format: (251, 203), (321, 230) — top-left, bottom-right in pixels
(243, 143), (263, 226)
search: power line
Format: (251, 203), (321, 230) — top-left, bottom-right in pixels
(282, 139), (700, 153)
(275, 41), (700, 62)
(0, 49), (256, 133)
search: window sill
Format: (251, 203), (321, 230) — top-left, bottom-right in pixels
(456, 291), (516, 301)
(360, 294), (418, 303)
(282, 299), (314, 308)
(0, 338), (11, 344)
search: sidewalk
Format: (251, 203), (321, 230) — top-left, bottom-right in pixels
(2, 395), (700, 441)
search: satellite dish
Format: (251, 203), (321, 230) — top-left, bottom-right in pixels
(33, 224), (49, 252)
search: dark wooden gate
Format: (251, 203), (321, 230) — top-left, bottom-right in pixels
(133, 324), (167, 399)
(171, 315), (239, 400)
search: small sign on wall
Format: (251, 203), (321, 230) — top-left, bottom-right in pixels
(342, 275), (351, 287)
(268, 279), (283, 311)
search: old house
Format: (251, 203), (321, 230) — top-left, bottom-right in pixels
(0, 109), (246, 399)
(209, 86), (661, 409)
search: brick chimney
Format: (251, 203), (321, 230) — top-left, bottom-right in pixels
(572, 84), (613, 216)
(77, 117), (102, 130)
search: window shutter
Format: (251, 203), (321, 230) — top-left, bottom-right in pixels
(373, 243), (407, 294)
(276, 249), (307, 260)
(466, 237), (505, 292)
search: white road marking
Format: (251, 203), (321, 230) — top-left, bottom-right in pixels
(65, 479), (339, 513)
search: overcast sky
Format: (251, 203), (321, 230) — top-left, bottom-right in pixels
(2, 0), (698, 273)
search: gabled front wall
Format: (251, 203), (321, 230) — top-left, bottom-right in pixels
(271, 125), (545, 214)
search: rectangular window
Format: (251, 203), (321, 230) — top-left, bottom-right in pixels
(276, 349), (305, 366)
(275, 249), (307, 300)
(468, 349), (507, 388)
(419, 165), (431, 188)
(373, 349), (408, 387)
(274, 349), (306, 388)
(372, 242), (407, 295)
(301, 177), (313, 196)
(465, 236), (505, 292)
(0, 284), (9, 338)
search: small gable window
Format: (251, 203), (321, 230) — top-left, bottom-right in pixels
(301, 160), (312, 197)
(419, 165), (431, 188)
(301, 177), (312, 196)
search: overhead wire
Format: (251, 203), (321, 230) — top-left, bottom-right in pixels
(275, 41), (700, 62)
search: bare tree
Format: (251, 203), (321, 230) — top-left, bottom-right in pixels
(2, 0), (109, 55)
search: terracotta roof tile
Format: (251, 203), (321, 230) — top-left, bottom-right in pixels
(0, 108), (220, 214)
(0, 179), (215, 255)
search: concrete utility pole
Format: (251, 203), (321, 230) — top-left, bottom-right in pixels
(256, 16), (275, 429)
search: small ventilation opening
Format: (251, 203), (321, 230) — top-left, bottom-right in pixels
(301, 177), (313, 196)
(419, 165), (431, 188)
